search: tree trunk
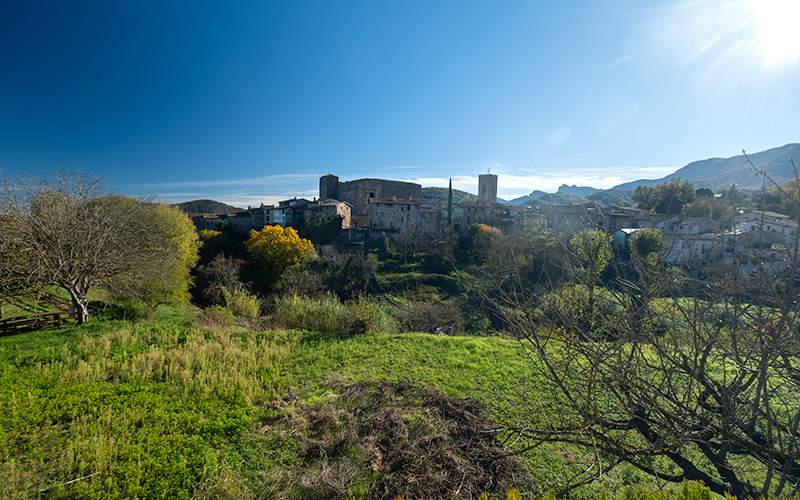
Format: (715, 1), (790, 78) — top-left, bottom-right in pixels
(67, 289), (89, 325)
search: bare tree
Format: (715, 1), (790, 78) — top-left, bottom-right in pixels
(485, 221), (800, 498)
(0, 168), (179, 324)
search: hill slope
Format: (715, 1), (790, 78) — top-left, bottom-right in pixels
(421, 186), (478, 204)
(611, 143), (800, 192)
(174, 199), (244, 214)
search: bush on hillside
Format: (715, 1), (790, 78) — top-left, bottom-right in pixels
(222, 285), (261, 319)
(273, 294), (396, 334)
(196, 305), (235, 329)
(402, 300), (464, 335)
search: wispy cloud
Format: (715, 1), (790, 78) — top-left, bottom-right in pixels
(599, 104), (639, 136)
(136, 173), (318, 189)
(514, 158), (589, 163)
(598, 53), (637, 71)
(129, 173), (320, 207)
(137, 163), (679, 209)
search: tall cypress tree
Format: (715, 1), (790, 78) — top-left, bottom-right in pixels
(447, 178), (453, 227)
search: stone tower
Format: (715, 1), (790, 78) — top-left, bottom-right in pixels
(478, 173), (497, 205)
(319, 174), (339, 200)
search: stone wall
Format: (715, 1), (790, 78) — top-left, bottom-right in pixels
(320, 176), (422, 216)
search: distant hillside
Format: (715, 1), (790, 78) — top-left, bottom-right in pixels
(588, 189), (633, 207)
(610, 143), (800, 192)
(535, 192), (587, 205)
(510, 188), (594, 206)
(421, 187), (478, 204)
(510, 191), (587, 206)
(510, 185), (631, 207)
(557, 184), (600, 197)
(508, 190), (548, 205)
(174, 199), (244, 214)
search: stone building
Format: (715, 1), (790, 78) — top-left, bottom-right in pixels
(312, 199), (352, 229)
(319, 174), (422, 217)
(478, 173), (498, 205)
(368, 198), (420, 231)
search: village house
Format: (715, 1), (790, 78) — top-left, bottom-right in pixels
(734, 210), (797, 247)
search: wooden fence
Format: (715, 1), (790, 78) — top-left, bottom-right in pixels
(0, 311), (72, 336)
(0, 292), (79, 335)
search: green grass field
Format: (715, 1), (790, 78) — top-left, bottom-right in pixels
(0, 314), (688, 499)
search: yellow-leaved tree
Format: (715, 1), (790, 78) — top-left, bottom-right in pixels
(107, 201), (201, 317)
(245, 225), (316, 285)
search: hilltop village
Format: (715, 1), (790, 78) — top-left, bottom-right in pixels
(188, 173), (797, 272)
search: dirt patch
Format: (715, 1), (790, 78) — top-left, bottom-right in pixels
(260, 378), (534, 499)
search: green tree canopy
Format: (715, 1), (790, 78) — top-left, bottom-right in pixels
(569, 229), (613, 284)
(109, 202), (201, 314)
(634, 178), (696, 214)
(0, 168), (199, 323)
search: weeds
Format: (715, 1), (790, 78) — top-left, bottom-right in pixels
(273, 293), (397, 334)
(0, 322), (294, 499)
(222, 285), (261, 319)
(196, 304), (235, 329)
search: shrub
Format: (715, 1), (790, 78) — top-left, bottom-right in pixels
(273, 294), (396, 334)
(105, 298), (148, 321)
(402, 300), (463, 335)
(346, 295), (396, 334)
(535, 284), (624, 340)
(196, 305), (235, 329)
(222, 285), (261, 319)
(274, 294), (350, 333)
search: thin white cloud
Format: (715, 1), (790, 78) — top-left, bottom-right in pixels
(514, 158), (589, 163)
(136, 173), (319, 189)
(598, 53), (637, 71)
(143, 164), (681, 209)
(599, 104), (639, 136)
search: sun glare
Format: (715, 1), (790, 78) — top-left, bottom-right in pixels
(749, 0), (800, 68)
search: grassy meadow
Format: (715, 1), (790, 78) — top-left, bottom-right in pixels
(0, 308), (699, 499)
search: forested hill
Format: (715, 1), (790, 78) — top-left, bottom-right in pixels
(421, 187), (478, 204)
(174, 199), (244, 214)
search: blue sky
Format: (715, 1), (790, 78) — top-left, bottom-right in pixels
(1, 0), (798, 206)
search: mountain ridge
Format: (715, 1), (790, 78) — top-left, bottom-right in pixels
(610, 143), (800, 192)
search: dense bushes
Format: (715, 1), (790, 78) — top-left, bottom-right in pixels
(273, 294), (396, 334)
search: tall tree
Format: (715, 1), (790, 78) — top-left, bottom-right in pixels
(108, 202), (201, 314)
(569, 228), (613, 285)
(0, 168), (194, 324)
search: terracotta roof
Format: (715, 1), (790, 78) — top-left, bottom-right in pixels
(350, 214), (370, 229)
